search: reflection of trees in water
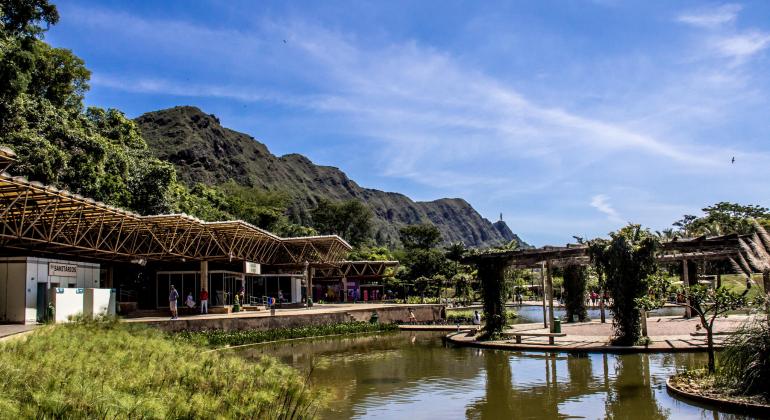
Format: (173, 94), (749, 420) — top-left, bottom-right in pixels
(604, 355), (668, 420)
(466, 352), (675, 419)
(466, 351), (601, 419)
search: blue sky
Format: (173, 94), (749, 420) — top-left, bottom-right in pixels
(47, 1), (770, 246)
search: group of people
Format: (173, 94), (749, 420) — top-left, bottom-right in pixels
(168, 285), (210, 319)
(585, 291), (609, 307)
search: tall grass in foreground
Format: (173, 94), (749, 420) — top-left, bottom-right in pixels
(0, 319), (324, 419)
(717, 318), (770, 400)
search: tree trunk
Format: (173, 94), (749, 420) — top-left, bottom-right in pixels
(599, 271), (606, 324)
(706, 327), (715, 374)
(640, 309), (648, 338)
(600, 291), (606, 323)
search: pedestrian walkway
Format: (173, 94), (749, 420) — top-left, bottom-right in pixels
(447, 315), (754, 353)
(0, 324), (37, 341)
(124, 303), (431, 323)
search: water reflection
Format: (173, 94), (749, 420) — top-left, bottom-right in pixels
(234, 332), (755, 419)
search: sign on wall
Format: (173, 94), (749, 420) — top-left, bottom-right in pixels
(244, 261), (261, 275)
(49, 262), (78, 277)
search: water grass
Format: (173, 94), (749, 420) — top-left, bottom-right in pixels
(173, 321), (400, 348)
(0, 319), (324, 418)
(445, 309), (518, 323)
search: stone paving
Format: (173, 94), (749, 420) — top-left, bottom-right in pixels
(447, 315), (755, 353)
(0, 324), (37, 341)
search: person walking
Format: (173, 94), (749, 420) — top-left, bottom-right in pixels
(200, 288), (209, 314)
(169, 285), (179, 319)
(472, 310), (481, 326)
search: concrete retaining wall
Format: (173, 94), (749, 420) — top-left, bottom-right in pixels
(142, 305), (445, 333)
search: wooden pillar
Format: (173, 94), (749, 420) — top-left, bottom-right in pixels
(682, 259), (691, 319)
(546, 259), (555, 333)
(200, 260), (208, 291)
(342, 276), (348, 302)
(599, 269), (606, 323)
(540, 262), (548, 329)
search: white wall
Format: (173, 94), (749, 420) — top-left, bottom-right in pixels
(51, 288), (84, 322)
(84, 288), (116, 318)
(0, 257), (100, 324)
(0, 260), (27, 323)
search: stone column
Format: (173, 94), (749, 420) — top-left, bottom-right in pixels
(200, 260), (208, 292)
(304, 261), (312, 306)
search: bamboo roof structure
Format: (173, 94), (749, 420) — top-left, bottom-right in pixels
(313, 260), (400, 279)
(461, 233), (745, 268)
(0, 168), (350, 265)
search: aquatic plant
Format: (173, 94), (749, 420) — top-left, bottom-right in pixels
(717, 318), (770, 398)
(174, 321), (399, 348)
(0, 318), (322, 418)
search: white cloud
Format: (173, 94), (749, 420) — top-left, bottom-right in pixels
(713, 30), (770, 60)
(64, 4), (770, 245)
(590, 194), (624, 224)
(677, 4), (742, 28)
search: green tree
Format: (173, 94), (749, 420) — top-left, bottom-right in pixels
(0, 1), (178, 215)
(399, 223), (441, 249)
(674, 202), (770, 237)
(310, 199), (373, 247)
(589, 224), (660, 345)
(563, 264), (589, 322)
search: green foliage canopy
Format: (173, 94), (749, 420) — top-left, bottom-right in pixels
(310, 198), (373, 247)
(589, 224), (660, 346)
(400, 223), (441, 250)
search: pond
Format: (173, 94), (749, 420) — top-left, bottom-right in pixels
(234, 331), (756, 419)
(510, 304), (686, 325)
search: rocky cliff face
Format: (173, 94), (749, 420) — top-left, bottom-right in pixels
(136, 106), (527, 248)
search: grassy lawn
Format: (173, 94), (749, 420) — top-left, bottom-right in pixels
(0, 320), (324, 419)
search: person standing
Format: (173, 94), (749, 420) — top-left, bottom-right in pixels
(200, 288), (209, 314)
(472, 310), (481, 325)
(169, 285), (179, 319)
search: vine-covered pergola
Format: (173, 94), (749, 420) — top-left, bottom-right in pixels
(461, 234), (747, 336)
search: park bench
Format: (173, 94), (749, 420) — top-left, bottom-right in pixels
(689, 331), (737, 337)
(504, 331), (567, 345)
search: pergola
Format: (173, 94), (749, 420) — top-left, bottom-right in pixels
(462, 234), (745, 333)
(0, 147), (351, 266)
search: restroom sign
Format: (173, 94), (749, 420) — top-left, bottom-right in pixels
(49, 262), (77, 277)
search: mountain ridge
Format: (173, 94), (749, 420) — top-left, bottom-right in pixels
(135, 106), (528, 248)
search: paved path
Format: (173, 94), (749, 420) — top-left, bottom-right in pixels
(447, 315), (754, 353)
(124, 303), (438, 324)
(0, 324), (37, 342)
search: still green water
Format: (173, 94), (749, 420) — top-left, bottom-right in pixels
(234, 331), (754, 419)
